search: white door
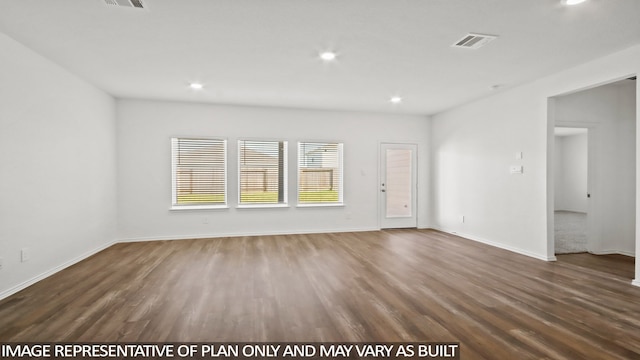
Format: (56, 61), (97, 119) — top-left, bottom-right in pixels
(380, 143), (418, 228)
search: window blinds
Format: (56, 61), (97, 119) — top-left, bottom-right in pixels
(172, 138), (226, 206)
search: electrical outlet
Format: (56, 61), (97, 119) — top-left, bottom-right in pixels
(21, 248), (30, 262)
(461, 215), (465, 223)
(0, 257), (3, 270)
(202, 217), (209, 224)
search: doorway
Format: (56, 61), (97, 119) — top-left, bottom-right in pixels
(553, 127), (589, 254)
(379, 143), (417, 229)
(548, 77), (636, 279)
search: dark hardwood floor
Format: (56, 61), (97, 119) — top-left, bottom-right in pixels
(1, 229), (639, 359)
(556, 252), (635, 279)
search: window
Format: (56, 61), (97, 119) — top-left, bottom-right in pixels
(238, 140), (287, 205)
(171, 138), (226, 208)
(298, 142), (343, 205)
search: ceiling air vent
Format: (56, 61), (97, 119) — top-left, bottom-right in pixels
(452, 33), (498, 49)
(103, 0), (145, 9)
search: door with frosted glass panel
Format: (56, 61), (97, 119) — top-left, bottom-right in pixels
(380, 143), (417, 228)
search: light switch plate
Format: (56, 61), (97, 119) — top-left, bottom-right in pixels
(21, 248), (30, 262)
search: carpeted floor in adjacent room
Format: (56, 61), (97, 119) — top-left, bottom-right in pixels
(555, 210), (587, 254)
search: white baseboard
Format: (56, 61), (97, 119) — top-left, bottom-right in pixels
(632, 279), (640, 288)
(589, 249), (636, 257)
(0, 240), (117, 301)
(434, 227), (555, 262)
(118, 227), (380, 243)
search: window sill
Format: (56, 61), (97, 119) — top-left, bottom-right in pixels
(170, 205), (229, 211)
(296, 203), (345, 208)
(237, 204), (290, 209)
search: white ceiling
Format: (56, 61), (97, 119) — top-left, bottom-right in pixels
(1, 0), (639, 115)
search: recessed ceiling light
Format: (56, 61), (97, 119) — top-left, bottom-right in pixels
(319, 51), (337, 62)
(189, 82), (204, 90)
(563, 0), (587, 5)
(390, 96), (403, 104)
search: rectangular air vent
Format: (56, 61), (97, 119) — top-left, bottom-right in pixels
(104, 0), (145, 9)
(452, 33), (498, 49)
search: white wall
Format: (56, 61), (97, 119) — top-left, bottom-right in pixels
(429, 85), (548, 259)
(554, 82), (636, 254)
(429, 44), (640, 280)
(0, 33), (117, 297)
(116, 99), (430, 241)
(554, 133), (588, 213)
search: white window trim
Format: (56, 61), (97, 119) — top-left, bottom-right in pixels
(237, 204), (290, 209)
(170, 204), (230, 211)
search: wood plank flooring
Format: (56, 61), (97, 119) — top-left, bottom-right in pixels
(1, 229), (639, 359)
